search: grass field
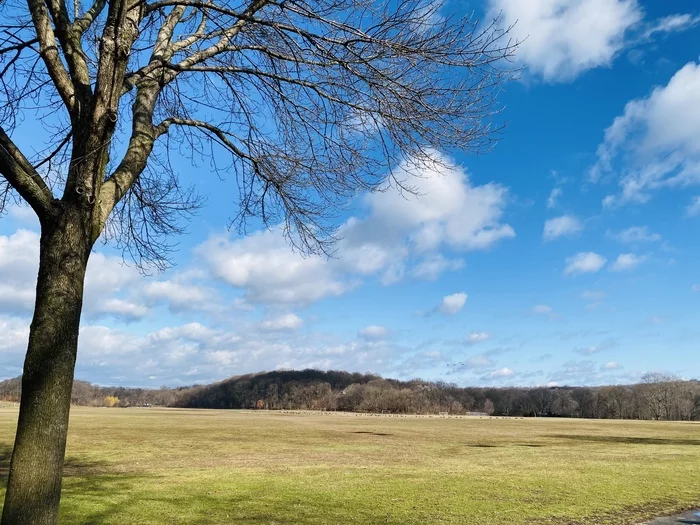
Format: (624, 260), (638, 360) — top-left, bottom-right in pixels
(0, 407), (699, 524)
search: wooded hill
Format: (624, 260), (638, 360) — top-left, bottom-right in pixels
(1, 370), (698, 420)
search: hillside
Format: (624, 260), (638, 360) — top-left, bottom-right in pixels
(0, 370), (698, 420)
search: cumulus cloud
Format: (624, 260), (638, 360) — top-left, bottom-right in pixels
(609, 226), (661, 244)
(143, 279), (220, 313)
(198, 152), (513, 306)
(93, 299), (149, 321)
(488, 0), (642, 82)
(197, 231), (349, 306)
(0, 229), (151, 321)
(0, 230), (40, 314)
(610, 253), (646, 271)
(438, 292), (468, 315)
(358, 325), (389, 341)
(261, 313), (303, 331)
(564, 252), (607, 275)
(591, 62), (700, 205)
(543, 215), (583, 240)
(57, 316), (411, 386)
(0, 316), (30, 356)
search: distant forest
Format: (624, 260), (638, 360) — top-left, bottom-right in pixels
(1, 370), (698, 420)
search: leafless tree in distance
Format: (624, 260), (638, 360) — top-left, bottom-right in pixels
(0, 0), (516, 521)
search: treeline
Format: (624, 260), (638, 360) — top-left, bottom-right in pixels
(0, 370), (698, 420)
(0, 376), (181, 407)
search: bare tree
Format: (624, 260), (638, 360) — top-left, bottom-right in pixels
(0, 0), (515, 521)
(639, 373), (682, 420)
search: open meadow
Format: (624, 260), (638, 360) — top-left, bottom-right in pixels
(1, 407), (699, 524)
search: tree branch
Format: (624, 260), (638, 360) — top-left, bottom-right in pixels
(0, 126), (55, 218)
(26, 0), (77, 113)
(43, 0), (93, 98)
(73, 0), (108, 35)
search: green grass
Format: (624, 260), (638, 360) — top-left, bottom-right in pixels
(1, 407), (699, 524)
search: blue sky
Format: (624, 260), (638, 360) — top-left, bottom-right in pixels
(1, 0), (700, 388)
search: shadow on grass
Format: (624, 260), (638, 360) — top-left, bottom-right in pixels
(549, 435), (700, 446)
(0, 443), (108, 482)
(0, 444), (156, 524)
(0, 443), (312, 524)
(352, 431), (392, 436)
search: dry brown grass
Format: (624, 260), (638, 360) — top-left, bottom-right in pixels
(1, 407), (698, 524)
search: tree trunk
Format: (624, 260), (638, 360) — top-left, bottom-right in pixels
(2, 206), (92, 525)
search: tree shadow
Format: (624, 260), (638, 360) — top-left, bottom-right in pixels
(0, 443), (151, 524)
(549, 435), (700, 446)
(0, 443), (110, 483)
(0, 442), (366, 524)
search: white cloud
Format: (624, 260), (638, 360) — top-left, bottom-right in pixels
(489, 0), (642, 82)
(686, 196), (700, 217)
(198, 152), (514, 306)
(94, 298), (149, 321)
(261, 313), (303, 331)
(643, 14), (700, 39)
(0, 229), (150, 321)
(143, 279), (220, 313)
(409, 255), (464, 281)
(547, 187), (562, 209)
(482, 367), (514, 379)
(610, 253), (646, 271)
(564, 252), (607, 275)
(532, 304), (553, 315)
(0, 230), (39, 314)
(438, 292), (468, 315)
(609, 226), (661, 243)
(0, 316), (30, 356)
(591, 62), (700, 205)
(355, 152), (515, 253)
(198, 231), (350, 306)
(465, 332), (490, 345)
(691, 284), (700, 293)
(358, 325), (388, 341)
(543, 215), (583, 241)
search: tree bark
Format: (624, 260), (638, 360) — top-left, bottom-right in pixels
(1, 204), (92, 525)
